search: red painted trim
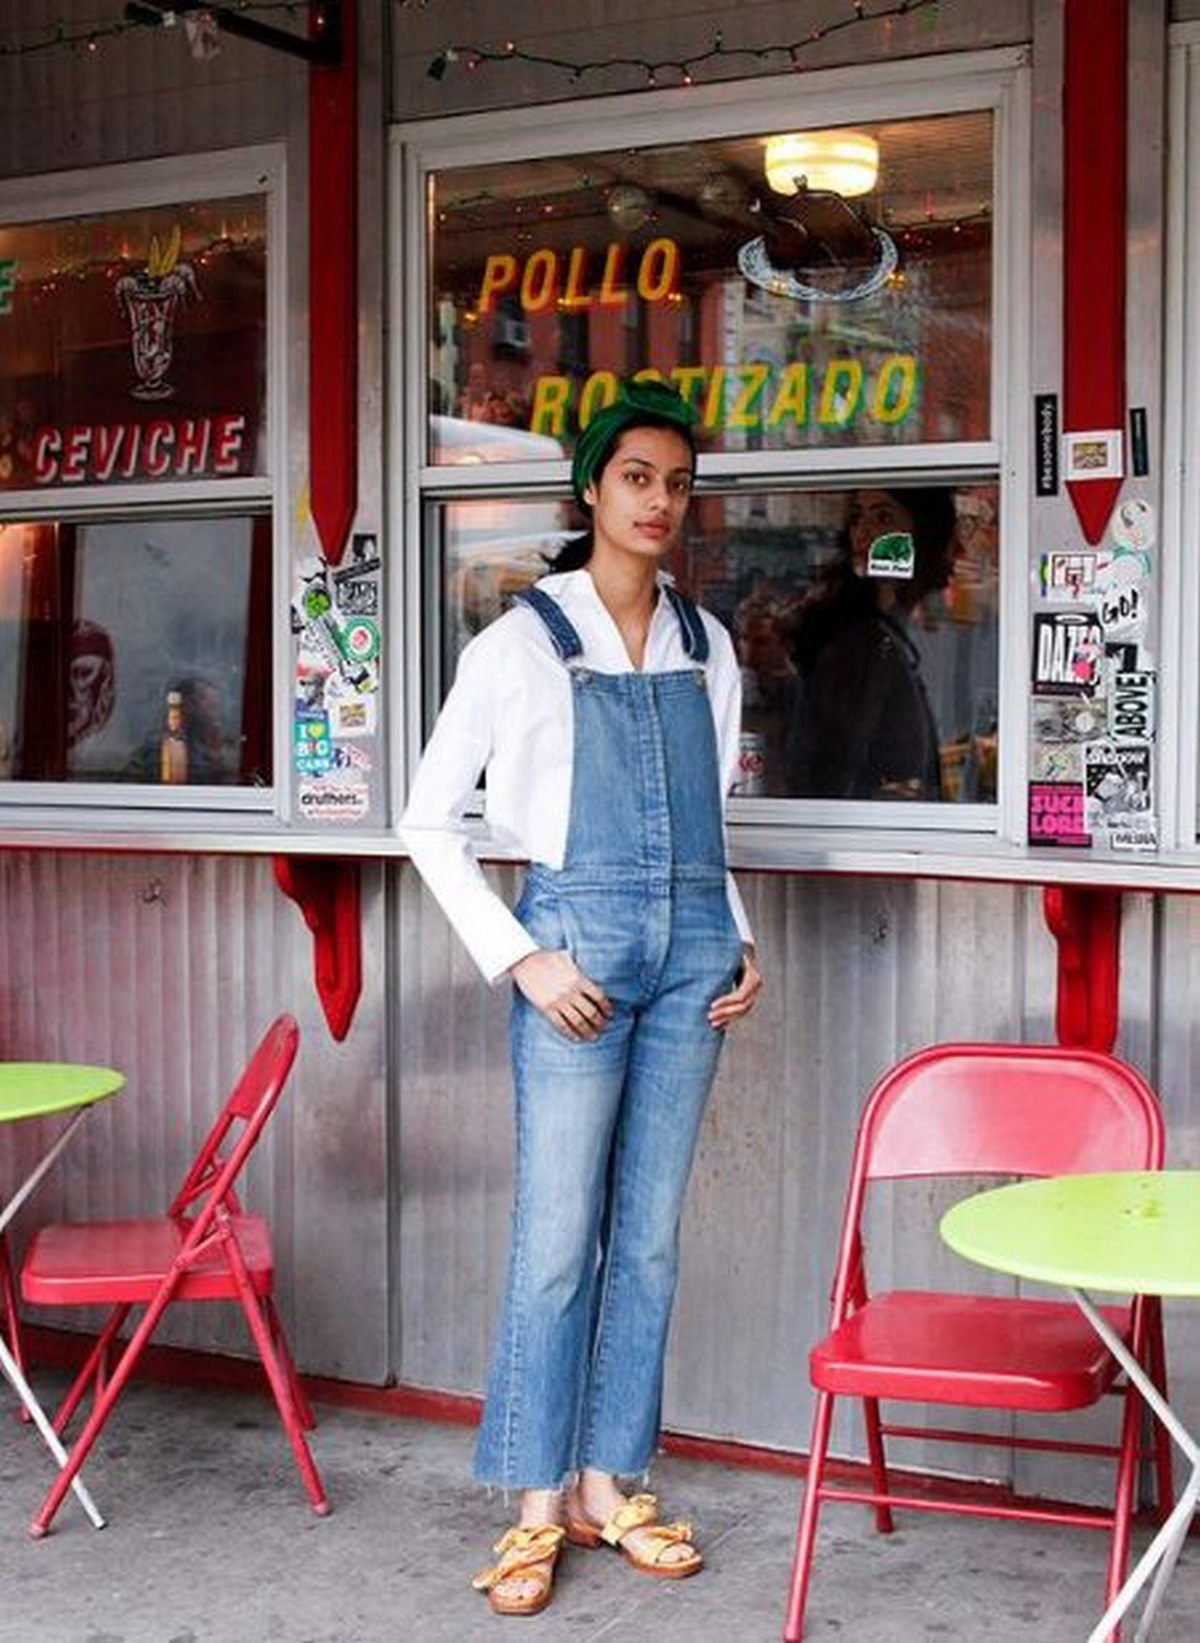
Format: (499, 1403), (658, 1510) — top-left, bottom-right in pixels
(308, 0), (358, 565)
(273, 855), (362, 1039)
(1062, 0), (1127, 544)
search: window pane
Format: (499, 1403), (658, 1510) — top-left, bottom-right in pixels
(432, 482), (999, 804)
(434, 493), (575, 694)
(0, 194), (266, 490)
(0, 512), (272, 786)
(428, 112), (993, 461)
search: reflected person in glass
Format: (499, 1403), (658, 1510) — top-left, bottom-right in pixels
(401, 379), (763, 1617)
(789, 487), (956, 800)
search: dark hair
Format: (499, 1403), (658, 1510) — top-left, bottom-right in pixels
(550, 414), (698, 572)
(898, 487), (958, 603)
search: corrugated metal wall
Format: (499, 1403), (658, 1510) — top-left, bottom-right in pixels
(394, 865), (1200, 1492)
(1, 842), (1194, 1482)
(0, 850), (390, 1380)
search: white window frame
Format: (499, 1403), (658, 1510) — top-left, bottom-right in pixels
(390, 50), (1034, 869)
(1162, 26), (1200, 852)
(0, 144), (288, 820)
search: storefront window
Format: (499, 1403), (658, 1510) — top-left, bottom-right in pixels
(0, 512), (271, 787)
(406, 62), (1017, 827)
(430, 480), (999, 805)
(0, 155), (278, 809)
(427, 111), (992, 461)
(0, 195), (266, 491)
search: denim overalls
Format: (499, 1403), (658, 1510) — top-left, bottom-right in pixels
(474, 583), (745, 1489)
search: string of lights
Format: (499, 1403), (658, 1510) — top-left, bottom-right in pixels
(427, 0), (939, 86)
(0, 2), (313, 59)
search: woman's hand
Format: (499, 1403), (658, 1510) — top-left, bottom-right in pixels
(510, 949), (613, 1042)
(708, 946), (763, 1031)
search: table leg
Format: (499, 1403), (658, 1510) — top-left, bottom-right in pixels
(1075, 1290), (1197, 1643)
(0, 1108), (89, 1238)
(0, 1327), (104, 1530)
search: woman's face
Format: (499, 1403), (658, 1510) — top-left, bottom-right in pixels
(847, 489), (914, 579)
(584, 425), (694, 564)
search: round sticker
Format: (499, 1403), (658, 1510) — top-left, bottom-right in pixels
(1111, 497), (1155, 555)
(340, 618), (379, 663)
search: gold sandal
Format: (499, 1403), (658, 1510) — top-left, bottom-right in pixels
(565, 1492), (703, 1579)
(471, 1523), (566, 1616)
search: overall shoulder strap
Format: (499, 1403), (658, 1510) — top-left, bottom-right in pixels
(664, 585), (710, 663)
(515, 586), (584, 662)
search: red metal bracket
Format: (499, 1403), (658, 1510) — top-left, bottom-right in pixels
(1042, 885), (1122, 1052)
(273, 856), (361, 1041)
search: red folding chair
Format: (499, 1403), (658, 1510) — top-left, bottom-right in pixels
(20, 1014), (329, 1535)
(783, 1043), (1172, 1642)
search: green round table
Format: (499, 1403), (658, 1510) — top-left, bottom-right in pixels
(942, 1171), (1200, 1643)
(0, 1061), (124, 1530)
(0, 1063), (125, 1125)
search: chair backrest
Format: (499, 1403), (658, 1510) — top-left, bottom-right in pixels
(167, 1014), (300, 1225)
(859, 1042), (1163, 1181)
(829, 1043), (1164, 1317)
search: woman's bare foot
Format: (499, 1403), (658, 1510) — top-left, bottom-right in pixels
(472, 1489), (566, 1614)
(566, 1470), (701, 1574)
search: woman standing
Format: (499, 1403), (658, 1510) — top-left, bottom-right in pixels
(401, 378), (762, 1616)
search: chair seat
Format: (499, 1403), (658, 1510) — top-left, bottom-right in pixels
(22, 1215), (275, 1305)
(810, 1290), (1131, 1411)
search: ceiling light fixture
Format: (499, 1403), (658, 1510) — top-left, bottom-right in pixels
(763, 129), (879, 198)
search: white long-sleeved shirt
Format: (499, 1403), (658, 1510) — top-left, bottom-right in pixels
(400, 569), (754, 982)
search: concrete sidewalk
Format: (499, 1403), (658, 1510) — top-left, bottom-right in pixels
(0, 1373), (1195, 1642)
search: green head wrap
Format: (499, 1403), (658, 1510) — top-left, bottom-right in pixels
(571, 379), (699, 505)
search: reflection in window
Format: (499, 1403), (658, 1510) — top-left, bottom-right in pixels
(433, 483), (999, 804)
(0, 514), (272, 786)
(427, 111), (993, 462)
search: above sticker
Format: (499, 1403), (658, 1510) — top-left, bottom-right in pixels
(1108, 670), (1155, 744)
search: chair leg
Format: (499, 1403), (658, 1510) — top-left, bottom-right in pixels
(264, 1296), (317, 1431)
(862, 1396), (895, 1534)
(783, 1390), (835, 1643)
(1098, 1375), (1147, 1643)
(31, 1286), (180, 1535)
(51, 1304), (132, 1435)
(221, 1237), (327, 1514)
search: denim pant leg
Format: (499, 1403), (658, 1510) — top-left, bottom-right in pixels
(474, 992), (635, 1490)
(577, 892), (740, 1476)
